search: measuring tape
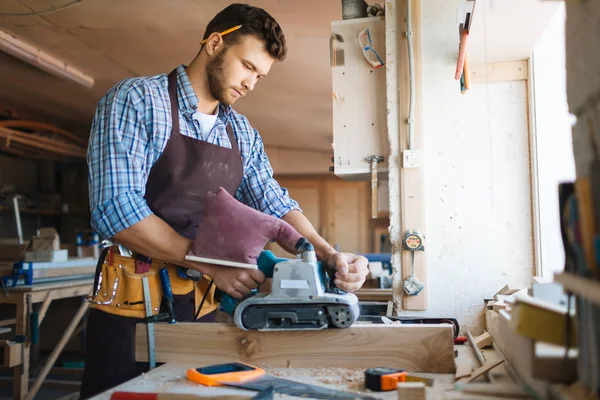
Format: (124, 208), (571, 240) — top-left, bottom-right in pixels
(402, 230), (425, 251)
(402, 230), (425, 296)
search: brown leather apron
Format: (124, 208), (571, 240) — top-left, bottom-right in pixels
(80, 68), (243, 399)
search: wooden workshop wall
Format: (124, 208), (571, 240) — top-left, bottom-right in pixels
(0, 154), (39, 240)
(266, 175), (373, 257)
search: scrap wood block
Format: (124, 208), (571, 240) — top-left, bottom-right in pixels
(511, 294), (577, 346)
(495, 284), (524, 297)
(397, 382), (426, 400)
(474, 332), (492, 349)
(135, 323), (456, 373)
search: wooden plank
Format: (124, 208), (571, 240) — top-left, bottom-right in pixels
(458, 359), (504, 384)
(555, 272), (600, 306)
(0, 318), (16, 327)
(454, 383), (530, 398)
(135, 323), (456, 373)
(455, 360), (472, 379)
(470, 61), (529, 84)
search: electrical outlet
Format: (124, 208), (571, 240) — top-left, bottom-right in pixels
(403, 150), (421, 168)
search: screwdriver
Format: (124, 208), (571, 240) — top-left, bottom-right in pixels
(159, 268), (176, 324)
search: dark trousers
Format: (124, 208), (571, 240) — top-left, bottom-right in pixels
(79, 291), (216, 399)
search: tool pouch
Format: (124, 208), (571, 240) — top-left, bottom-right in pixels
(87, 248), (163, 319)
(87, 246), (218, 320)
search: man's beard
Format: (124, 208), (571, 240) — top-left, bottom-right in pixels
(206, 49), (231, 106)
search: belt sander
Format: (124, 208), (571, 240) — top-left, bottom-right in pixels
(221, 241), (360, 331)
(186, 187), (359, 331)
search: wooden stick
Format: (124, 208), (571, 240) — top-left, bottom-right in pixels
(25, 301), (89, 400)
(136, 323), (456, 373)
(458, 359), (504, 384)
(466, 329), (495, 383)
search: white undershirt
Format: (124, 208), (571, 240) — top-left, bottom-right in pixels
(192, 110), (218, 136)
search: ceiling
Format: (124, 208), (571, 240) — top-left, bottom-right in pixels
(0, 0), (342, 151)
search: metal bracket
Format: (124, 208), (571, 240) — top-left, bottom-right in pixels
(365, 156), (385, 219)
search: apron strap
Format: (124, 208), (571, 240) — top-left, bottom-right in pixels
(167, 69), (180, 136)
(168, 68), (239, 155)
(225, 121), (240, 154)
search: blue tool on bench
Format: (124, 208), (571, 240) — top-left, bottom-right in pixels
(217, 241), (360, 331)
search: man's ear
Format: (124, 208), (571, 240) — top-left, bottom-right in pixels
(205, 33), (224, 56)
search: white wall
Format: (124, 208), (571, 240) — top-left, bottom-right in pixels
(531, 4), (576, 278)
(408, 0), (535, 332)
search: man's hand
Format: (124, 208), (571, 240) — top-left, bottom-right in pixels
(325, 253), (369, 292)
(209, 266), (266, 300)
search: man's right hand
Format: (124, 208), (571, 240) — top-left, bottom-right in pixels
(209, 266), (266, 300)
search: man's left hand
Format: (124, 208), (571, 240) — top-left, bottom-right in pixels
(325, 253), (369, 292)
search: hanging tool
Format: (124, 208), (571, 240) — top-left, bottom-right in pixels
(142, 276), (156, 369)
(159, 268), (176, 324)
(364, 367), (433, 391)
(402, 229), (425, 296)
(455, 2), (475, 81)
(187, 362), (378, 400)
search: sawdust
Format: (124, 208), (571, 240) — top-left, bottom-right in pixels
(256, 365), (368, 393)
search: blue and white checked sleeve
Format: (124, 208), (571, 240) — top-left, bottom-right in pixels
(87, 80), (154, 240)
(236, 129), (302, 218)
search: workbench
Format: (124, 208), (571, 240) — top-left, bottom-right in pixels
(92, 344), (524, 400)
(90, 362), (457, 400)
(0, 278), (93, 400)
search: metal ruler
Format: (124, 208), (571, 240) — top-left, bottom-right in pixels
(142, 276), (156, 369)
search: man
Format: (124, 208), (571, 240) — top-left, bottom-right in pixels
(81, 3), (369, 398)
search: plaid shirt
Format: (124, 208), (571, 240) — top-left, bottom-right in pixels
(87, 65), (300, 240)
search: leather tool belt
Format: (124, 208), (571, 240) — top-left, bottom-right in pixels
(85, 246), (217, 320)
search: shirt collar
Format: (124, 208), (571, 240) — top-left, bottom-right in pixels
(174, 64), (232, 123)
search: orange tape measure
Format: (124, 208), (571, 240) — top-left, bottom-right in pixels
(186, 362), (265, 387)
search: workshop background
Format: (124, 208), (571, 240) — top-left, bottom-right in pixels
(0, 0), (595, 399)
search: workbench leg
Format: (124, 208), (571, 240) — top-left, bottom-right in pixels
(13, 295), (29, 400)
(25, 301), (89, 400)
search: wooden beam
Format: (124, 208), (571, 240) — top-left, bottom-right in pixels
(135, 323), (456, 373)
(387, 0), (427, 311)
(470, 61), (529, 84)
(554, 272), (600, 306)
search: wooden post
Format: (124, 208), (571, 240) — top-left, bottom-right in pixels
(386, 0), (427, 311)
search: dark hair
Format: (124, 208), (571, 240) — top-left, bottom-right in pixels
(201, 3), (287, 61)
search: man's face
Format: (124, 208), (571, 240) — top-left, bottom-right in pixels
(206, 35), (274, 106)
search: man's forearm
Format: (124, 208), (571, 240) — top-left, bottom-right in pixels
(111, 215), (214, 275)
(281, 210), (336, 260)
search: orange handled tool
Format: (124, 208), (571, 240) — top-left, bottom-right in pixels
(186, 362), (265, 387)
